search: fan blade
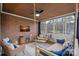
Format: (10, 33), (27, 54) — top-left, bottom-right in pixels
(39, 10), (44, 13)
(36, 10), (44, 13)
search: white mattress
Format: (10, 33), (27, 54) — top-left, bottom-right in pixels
(47, 43), (64, 51)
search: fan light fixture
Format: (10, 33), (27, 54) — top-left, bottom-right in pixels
(35, 13), (40, 17)
(35, 10), (44, 17)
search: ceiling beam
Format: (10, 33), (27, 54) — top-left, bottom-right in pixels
(1, 11), (38, 22)
(0, 3), (38, 22)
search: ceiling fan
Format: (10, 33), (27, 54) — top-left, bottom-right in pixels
(36, 10), (44, 14)
(35, 10), (44, 17)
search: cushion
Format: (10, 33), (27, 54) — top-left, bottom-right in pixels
(50, 46), (68, 56)
(3, 41), (10, 45)
(63, 41), (73, 48)
(3, 37), (10, 42)
(5, 43), (19, 49)
(39, 34), (44, 38)
(2, 37), (19, 49)
(2, 37), (10, 45)
(51, 50), (64, 56)
(62, 47), (71, 56)
(47, 43), (64, 51)
(7, 43), (15, 50)
(7, 40), (12, 43)
(7, 43), (19, 49)
(57, 39), (65, 45)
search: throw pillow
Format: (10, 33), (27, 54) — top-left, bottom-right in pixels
(57, 39), (65, 45)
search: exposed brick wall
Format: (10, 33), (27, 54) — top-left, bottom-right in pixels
(1, 14), (37, 41)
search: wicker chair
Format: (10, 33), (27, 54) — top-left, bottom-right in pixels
(0, 40), (25, 56)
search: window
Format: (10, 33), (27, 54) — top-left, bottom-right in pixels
(40, 14), (75, 34)
(65, 15), (75, 34)
(40, 22), (46, 34)
(47, 20), (54, 33)
(55, 18), (64, 33)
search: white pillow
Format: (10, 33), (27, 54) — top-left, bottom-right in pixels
(40, 34), (44, 38)
(63, 41), (70, 47)
(3, 37), (10, 42)
(63, 42), (68, 47)
(3, 37), (10, 45)
(7, 43), (15, 50)
(2, 37), (19, 49)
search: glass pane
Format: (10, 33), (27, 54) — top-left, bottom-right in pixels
(55, 18), (64, 33)
(40, 22), (46, 34)
(47, 20), (54, 33)
(65, 15), (75, 34)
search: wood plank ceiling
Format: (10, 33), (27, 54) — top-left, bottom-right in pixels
(3, 3), (34, 19)
(35, 3), (75, 20)
(3, 3), (75, 21)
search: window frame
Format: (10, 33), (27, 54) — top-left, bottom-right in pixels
(40, 14), (75, 35)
